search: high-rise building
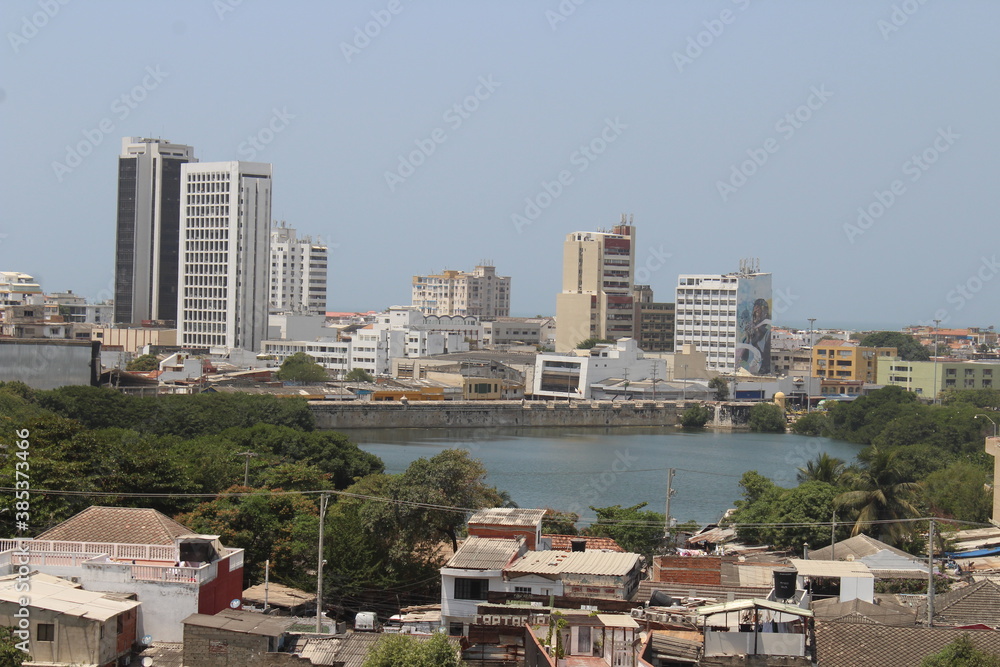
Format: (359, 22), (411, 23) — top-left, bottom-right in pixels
(554, 217), (636, 352)
(177, 161), (272, 353)
(634, 285), (675, 353)
(269, 222), (328, 315)
(674, 259), (772, 375)
(411, 264), (510, 319)
(113, 137), (197, 324)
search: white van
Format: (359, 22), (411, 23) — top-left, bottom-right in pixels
(355, 611), (379, 632)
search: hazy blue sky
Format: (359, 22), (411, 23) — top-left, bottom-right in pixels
(2, 1), (997, 330)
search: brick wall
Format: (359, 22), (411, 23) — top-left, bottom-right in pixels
(652, 556), (722, 585)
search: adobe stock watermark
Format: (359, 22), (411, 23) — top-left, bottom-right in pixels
(237, 108), (294, 161)
(634, 245), (672, 285)
(673, 0), (752, 73)
(384, 75), (501, 193)
(51, 66), (168, 183)
(919, 255), (1000, 327)
(564, 449), (639, 519)
(877, 0), (931, 40)
(545, 0), (587, 31)
(771, 439), (821, 486)
(511, 117), (627, 234)
(8, 0), (72, 55)
(772, 285), (799, 317)
(716, 85), (833, 202)
(212, 0), (245, 21)
(843, 126), (958, 244)
(341, 0), (406, 63)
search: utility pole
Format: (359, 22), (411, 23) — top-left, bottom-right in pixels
(664, 468), (676, 545)
(807, 319), (816, 413)
(927, 518), (935, 626)
(830, 512), (836, 561)
(650, 363), (658, 401)
(316, 493), (329, 634)
(681, 364), (688, 402)
(236, 451), (257, 487)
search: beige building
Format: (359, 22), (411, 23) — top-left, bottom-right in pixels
(988, 436), (999, 527)
(555, 219), (637, 352)
(0, 573), (139, 666)
(411, 264), (510, 319)
(92, 326), (177, 352)
(812, 340), (896, 382)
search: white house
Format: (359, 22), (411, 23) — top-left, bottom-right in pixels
(533, 338), (666, 400)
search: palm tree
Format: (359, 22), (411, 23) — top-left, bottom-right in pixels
(834, 446), (921, 545)
(796, 453), (846, 485)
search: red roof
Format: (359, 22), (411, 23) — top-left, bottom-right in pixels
(544, 534), (625, 553)
(36, 506), (194, 546)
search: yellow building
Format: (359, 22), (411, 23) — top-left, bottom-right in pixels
(811, 341), (896, 382)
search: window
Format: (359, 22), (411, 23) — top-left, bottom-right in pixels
(454, 578), (489, 600)
(37, 624), (54, 642)
(514, 586), (532, 594)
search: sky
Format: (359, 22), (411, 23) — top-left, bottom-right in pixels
(2, 1), (998, 332)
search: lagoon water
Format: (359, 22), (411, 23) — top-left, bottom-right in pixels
(348, 427), (864, 526)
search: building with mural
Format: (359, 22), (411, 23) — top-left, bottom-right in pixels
(675, 259), (772, 375)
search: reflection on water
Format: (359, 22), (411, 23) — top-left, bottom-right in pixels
(342, 426), (863, 526)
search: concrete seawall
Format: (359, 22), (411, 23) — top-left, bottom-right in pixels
(309, 400), (683, 429)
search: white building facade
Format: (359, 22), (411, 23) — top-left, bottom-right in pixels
(177, 161), (272, 354)
(532, 338), (666, 400)
(411, 264), (510, 320)
(269, 221), (328, 315)
(674, 260), (773, 375)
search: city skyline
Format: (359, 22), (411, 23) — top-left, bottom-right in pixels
(3, 2), (999, 331)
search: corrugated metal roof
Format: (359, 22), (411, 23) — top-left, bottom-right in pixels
(182, 609), (296, 636)
(505, 550), (641, 576)
(0, 575), (139, 622)
(596, 613), (639, 628)
(446, 536), (523, 570)
(697, 598), (813, 618)
(468, 508), (547, 527)
(789, 558), (873, 578)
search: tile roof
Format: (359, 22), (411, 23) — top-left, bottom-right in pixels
(505, 550), (641, 577)
(929, 579), (1000, 628)
(36, 506), (193, 545)
(811, 597), (917, 626)
(446, 536), (524, 570)
(468, 508), (547, 527)
(545, 534), (624, 552)
(815, 621), (1000, 667)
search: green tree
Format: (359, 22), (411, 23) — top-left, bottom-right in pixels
(583, 503), (664, 557)
(0, 627), (26, 666)
(921, 634), (1000, 667)
(835, 446), (921, 545)
(680, 404), (711, 428)
(797, 453), (846, 485)
(708, 377), (729, 401)
(176, 486), (320, 589)
(576, 337), (615, 349)
(728, 472), (840, 549)
(542, 509), (579, 535)
(923, 461), (992, 523)
(749, 402), (786, 433)
(276, 352), (329, 383)
(126, 353), (160, 371)
(362, 633), (463, 667)
(344, 368), (375, 382)
(942, 388), (1000, 410)
(858, 331), (930, 361)
(790, 412), (829, 436)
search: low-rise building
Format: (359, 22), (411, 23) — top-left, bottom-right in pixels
(0, 506), (244, 642)
(533, 338), (665, 400)
(878, 358), (1000, 399)
(812, 340), (896, 382)
(0, 572), (139, 667)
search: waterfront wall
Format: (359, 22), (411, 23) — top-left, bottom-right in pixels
(310, 400), (683, 429)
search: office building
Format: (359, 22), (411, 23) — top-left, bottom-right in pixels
(555, 216), (637, 352)
(674, 259), (772, 375)
(411, 264), (510, 319)
(269, 221), (328, 315)
(811, 340), (897, 383)
(177, 161), (272, 353)
(114, 137), (197, 324)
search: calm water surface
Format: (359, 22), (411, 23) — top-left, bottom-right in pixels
(345, 427), (863, 525)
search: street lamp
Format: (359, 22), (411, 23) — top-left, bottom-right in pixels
(974, 414), (998, 437)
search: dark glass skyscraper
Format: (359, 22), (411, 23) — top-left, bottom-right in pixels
(113, 137), (196, 324)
